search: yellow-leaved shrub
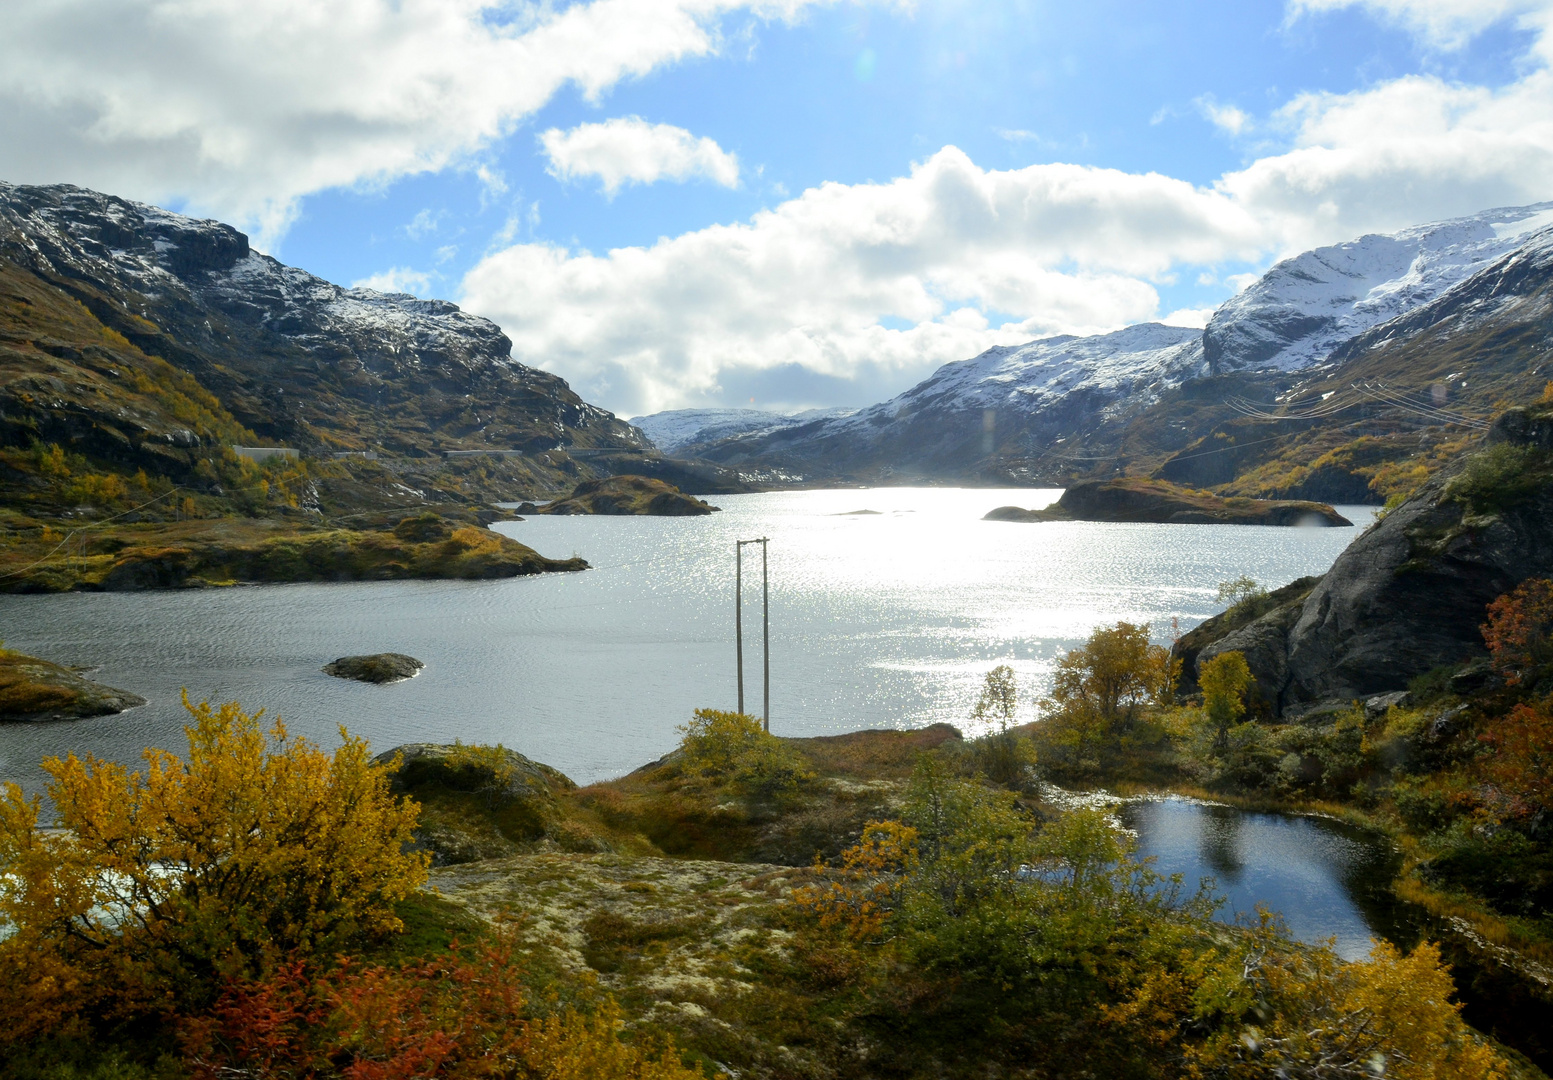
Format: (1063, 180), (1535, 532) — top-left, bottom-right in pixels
(0, 695), (427, 1036)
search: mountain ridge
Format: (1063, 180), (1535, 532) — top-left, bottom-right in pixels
(674, 202), (1553, 491)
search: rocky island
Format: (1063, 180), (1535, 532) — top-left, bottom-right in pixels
(0, 645), (144, 721)
(985, 478), (1353, 526)
(517, 475), (719, 516)
(323, 653), (425, 684)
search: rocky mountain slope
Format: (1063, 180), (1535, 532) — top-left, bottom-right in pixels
(698, 204), (1553, 488)
(1180, 405), (1553, 715)
(0, 182), (652, 501)
(703, 322), (1204, 480)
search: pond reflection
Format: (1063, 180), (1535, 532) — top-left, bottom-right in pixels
(1120, 798), (1407, 961)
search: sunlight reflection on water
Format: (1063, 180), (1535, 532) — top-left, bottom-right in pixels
(0, 488), (1375, 790)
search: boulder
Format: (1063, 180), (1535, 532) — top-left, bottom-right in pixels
(323, 653), (424, 683)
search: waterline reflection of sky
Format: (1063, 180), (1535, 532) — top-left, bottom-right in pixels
(0, 488), (1375, 792)
(1123, 798), (1394, 960)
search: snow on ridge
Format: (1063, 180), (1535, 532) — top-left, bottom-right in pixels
(829, 323), (1204, 431)
(631, 406), (859, 453)
(1207, 202), (1553, 374)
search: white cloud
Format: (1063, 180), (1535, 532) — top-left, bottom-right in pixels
(1196, 96), (1252, 136)
(460, 147), (1267, 413)
(1221, 69), (1553, 250)
(1160, 307), (1217, 328)
(0, 0), (834, 247)
(540, 117), (740, 195)
(404, 209), (446, 240)
(1287, 0), (1543, 50)
(352, 267), (433, 295)
(463, 0), (1553, 415)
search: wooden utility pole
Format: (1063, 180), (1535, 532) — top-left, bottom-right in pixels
(734, 538), (771, 731)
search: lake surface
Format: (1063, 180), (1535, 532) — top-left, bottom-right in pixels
(0, 487), (1374, 795)
(1121, 798), (1412, 961)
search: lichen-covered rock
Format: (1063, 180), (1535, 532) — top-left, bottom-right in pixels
(374, 742), (579, 864)
(0, 648), (144, 721)
(323, 653), (424, 683)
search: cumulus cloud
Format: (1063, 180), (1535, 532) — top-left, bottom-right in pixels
(540, 117), (740, 195)
(460, 147), (1267, 413)
(0, 0), (832, 246)
(462, 0), (1553, 415)
(1287, 0), (1544, 50)
(1196, 97), (1252, 136)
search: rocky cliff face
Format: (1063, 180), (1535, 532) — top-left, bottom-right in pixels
(0, 182), (646, 465)
(1183, 408), (1553, 715)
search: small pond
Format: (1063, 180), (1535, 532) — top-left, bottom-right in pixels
(1121, 796), (1552, 1070)
(1119, 797), (1413, 961)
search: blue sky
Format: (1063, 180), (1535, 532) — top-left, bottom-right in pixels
(2, 0), (1551, 415)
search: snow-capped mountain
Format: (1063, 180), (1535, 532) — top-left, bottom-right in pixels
(837, 323), (1202, 426)
(1204, 203), (1553, 373)
(695, 203), (1553, 482)
(630, 407), (858, 455)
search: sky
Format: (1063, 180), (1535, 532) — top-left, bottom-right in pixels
(2, 0), (1552, 418)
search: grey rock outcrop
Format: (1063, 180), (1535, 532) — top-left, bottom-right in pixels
(1182, 408), (1553, 714)
(323, 653), (424, 683)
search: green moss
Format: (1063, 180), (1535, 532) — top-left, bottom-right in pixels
(358, 894), (490, 964)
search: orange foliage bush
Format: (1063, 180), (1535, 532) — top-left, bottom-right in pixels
(1478, 697), (1553, 818)
(794, 819), (918, 941)
(0, 696), (427, 1031)
(180, 934), (708, 1080)
(1482, 577), (1553, 685)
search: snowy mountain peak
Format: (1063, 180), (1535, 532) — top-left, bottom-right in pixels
(1205, 202), (1553, 374)
(851, 322), (1204, 425)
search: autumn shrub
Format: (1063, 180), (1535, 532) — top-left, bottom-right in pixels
(179, 932), (706, 1080)
(1039, 622), (1177, 767)
(676, 708), (814, 799)
(1187, 916), (1507, 1079)
(0, 696), (427, 1033)
(1215, 576), (1267, 616)
(1482, 577), (1553, 687)
(963, 664), (1037, 786)
(1477, 696), (1553, 819)
(1199, 650), (1252, 752)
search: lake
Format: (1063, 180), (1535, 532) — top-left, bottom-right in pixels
(0, 487), (1374, 795)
